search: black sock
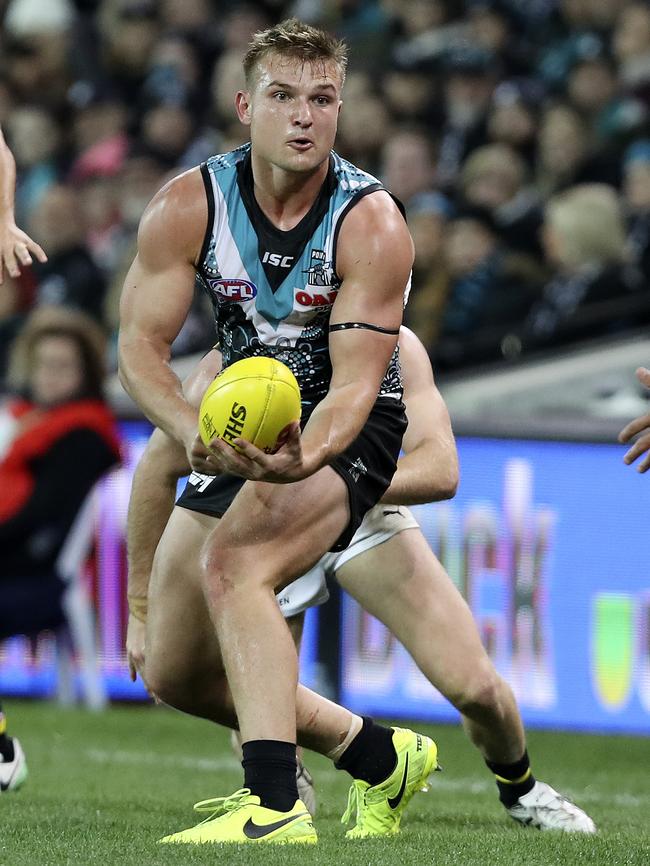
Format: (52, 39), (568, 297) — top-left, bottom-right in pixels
(242, 740), (298, 812)
(335, 717), (397, 786)
(485, 750), (536, 807)
(0, 705), (14, 762)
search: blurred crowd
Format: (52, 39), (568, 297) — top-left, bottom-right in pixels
(1, 0), (650, 379)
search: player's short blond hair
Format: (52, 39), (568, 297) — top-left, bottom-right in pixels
(243, 18), (348, 87)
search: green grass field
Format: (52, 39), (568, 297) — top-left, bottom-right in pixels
(1, 700), (648, 866)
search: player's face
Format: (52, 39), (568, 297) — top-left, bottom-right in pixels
(238, 52), (342, 174)
(30, 335), (84, 407)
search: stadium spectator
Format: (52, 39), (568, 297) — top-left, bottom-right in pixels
(403, 191), (453, 351)
(0, 305), (120, 792)
(564, 50), (646, 147)
(0, 306), (121, 640)
(380, 128), (437, 210)
(522, 183), (648, 352)
(435, 45), (500, 190)
(458, 142), (544, 258)
(619, 366), (650, 473)
(535, 102), (620, 197)
(486, 78), (543, 168)
(432, 205), (542, 369)
(613, 2), (650, 106)
(28, 185), (107, 322)
(3, 107), (61, 227)
(623, 139), (650, 281)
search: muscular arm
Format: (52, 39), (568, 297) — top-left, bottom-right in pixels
(0, 126), (47, 283)
(117, 169), (207, 449)
(381, 327), (459, 505)
(299, 192), (413, 474)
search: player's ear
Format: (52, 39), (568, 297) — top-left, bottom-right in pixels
(235, 90), (252, 125)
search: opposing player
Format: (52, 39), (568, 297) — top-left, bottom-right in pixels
(119, 19), (428, 844)
(1, 125), (47, 283)
(619, 366), (650, 472)
(0, 123), (47, 791)
(127, 327), (595, 836)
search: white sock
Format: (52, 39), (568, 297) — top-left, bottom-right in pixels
(326, 714), (363, 763)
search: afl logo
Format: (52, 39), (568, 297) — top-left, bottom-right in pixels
(209, 278), (257, 302)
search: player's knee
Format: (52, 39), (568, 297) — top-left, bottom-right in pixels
(145, 659), (231, 718)
(453, 666), (505, 718)
(143, 658), (188, 709)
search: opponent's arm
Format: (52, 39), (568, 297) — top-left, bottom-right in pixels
(381, 327), (458, 504)
(126, 349), (222, 680)
(212, 191), (413, 482)
(618, 366), (650, 473)
(0, 126), (47, 283)
(117, 169), (207, 454)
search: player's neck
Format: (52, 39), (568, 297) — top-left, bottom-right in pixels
(250, 153), (329, 231)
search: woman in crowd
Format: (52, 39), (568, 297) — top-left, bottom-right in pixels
(0, 306), (121, 790)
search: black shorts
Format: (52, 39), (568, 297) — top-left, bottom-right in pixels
(176, 396), (407, 552)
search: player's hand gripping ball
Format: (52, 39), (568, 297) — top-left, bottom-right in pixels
(199, 357), (301, 454)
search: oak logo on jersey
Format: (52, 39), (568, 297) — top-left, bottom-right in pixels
(208, 277), (257, 302)
(295, 288), (338, 308)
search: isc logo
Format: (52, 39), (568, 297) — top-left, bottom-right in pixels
(209, 278), (257, 302)
(262, 252), (294, 268)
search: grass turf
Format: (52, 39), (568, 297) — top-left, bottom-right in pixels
(1, 700), (648, 866)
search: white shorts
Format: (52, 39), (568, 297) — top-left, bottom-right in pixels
(276, 504), (418, 618)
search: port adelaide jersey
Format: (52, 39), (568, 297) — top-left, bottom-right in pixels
(196, 142), (407, 420)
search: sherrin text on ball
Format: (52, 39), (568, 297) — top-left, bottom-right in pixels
(199, 356), (301, 453)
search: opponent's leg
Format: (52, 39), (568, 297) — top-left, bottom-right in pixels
(337, 529), (595, 832)
(338, 529), (524, 762)
(144, 506), (235, 725)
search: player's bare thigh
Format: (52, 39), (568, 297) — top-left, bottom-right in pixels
(202, 466), (350, 593)
(147, 505), (224, 677)
(336, 528), (494, 693)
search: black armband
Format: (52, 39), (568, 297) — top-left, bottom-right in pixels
(329, 322), (400, 335)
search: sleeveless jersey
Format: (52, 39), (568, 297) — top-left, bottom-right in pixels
(196, 142), (407, 420)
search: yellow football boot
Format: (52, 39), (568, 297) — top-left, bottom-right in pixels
(341, 727), (439, 838)
(159, 788), (317, 845)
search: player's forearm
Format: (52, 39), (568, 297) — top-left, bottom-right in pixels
(381, 445), (459, 505)
(126, 432), (188, 600)
(300, 382), (378, 475)
(118, 338), (197, 446)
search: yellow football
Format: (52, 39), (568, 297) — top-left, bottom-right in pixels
(198, 356), (302, 453)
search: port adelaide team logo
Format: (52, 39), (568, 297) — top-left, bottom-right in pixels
(296, 249), (338, 309)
